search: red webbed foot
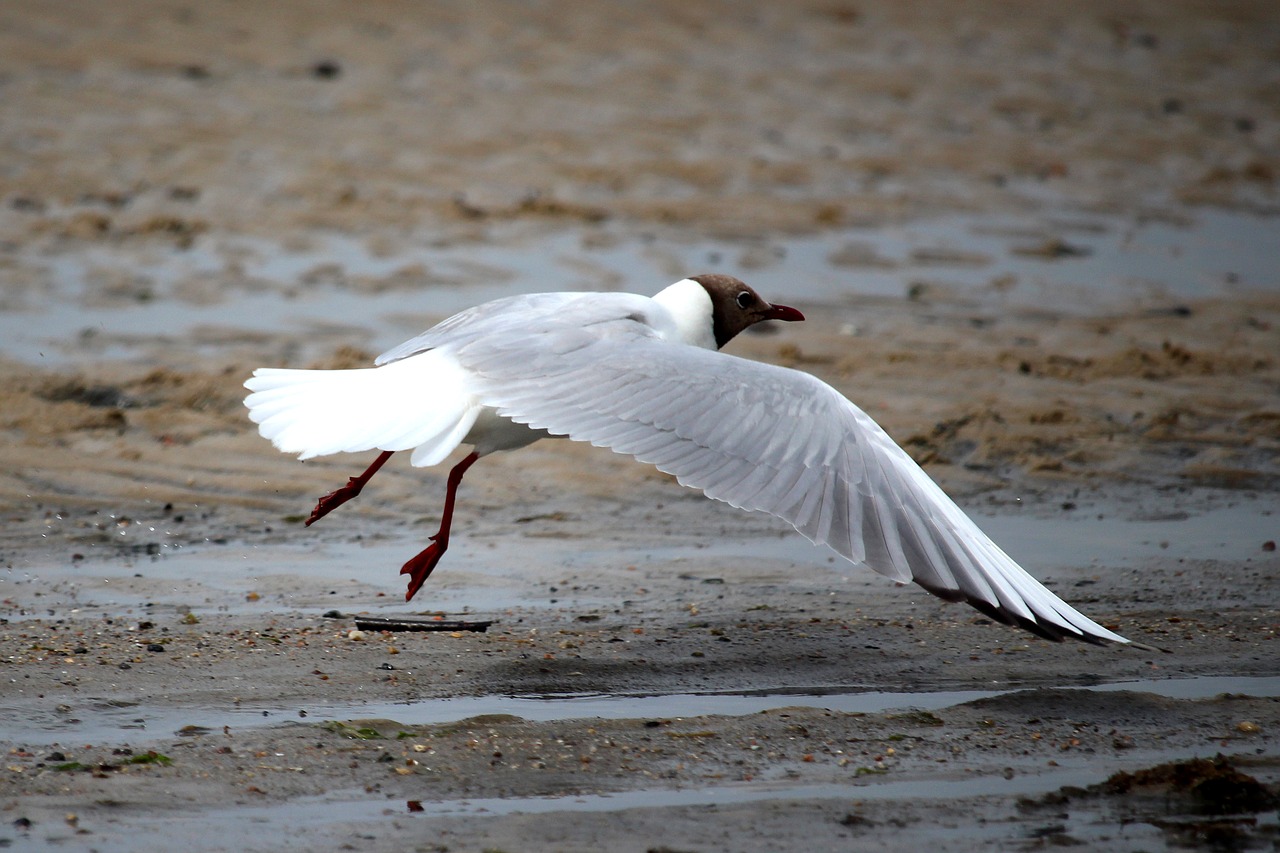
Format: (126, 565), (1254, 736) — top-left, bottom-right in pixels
(395, 451), (479, 601)
(303, 451), (394, 527)
(400, 536), (447, 602)
(306, 481), (361, 526)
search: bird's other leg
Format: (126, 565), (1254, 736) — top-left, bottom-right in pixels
(401, 451), (480, 602)
(305, 450), (394, 527)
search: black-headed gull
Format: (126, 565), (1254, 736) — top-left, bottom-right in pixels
(245, 274), (1130, 645)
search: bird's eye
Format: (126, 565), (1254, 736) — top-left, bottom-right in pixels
(735, 291), (753, 309)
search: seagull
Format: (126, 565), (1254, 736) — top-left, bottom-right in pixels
(244, 274), (1131, 645)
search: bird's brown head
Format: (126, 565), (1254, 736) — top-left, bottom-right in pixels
(690, 273), (805, 349)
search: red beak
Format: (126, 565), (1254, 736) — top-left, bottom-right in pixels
(766, 303), (805, 322)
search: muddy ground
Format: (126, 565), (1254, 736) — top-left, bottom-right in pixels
(1, 1), (1279, 850)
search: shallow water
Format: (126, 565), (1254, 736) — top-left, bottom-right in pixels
(7, 674), (1278, 748)
(26, 746), (1280, 853)
(3, 490), (1272, 618)
(4, 208), (1277, 365)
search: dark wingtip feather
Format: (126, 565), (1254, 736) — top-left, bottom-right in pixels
(916, 580), (1116, 645)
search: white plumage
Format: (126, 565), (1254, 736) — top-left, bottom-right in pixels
(244, 276), (1133, 645)
(246, 352), (482, 467)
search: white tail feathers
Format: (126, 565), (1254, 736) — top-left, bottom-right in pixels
(244, 352), (478, 467)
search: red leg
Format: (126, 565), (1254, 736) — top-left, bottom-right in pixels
(401, 451), (479, 602)
(305, 450), (394, 527)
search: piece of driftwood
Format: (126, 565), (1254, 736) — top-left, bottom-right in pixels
(352, 615), (493, 633)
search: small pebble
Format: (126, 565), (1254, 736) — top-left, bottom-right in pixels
(347, 630), (366, 641)
(312, 60), (342, 79)
(1236, 721), (1261, 734)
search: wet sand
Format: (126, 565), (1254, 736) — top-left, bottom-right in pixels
(2, 1), (1278, 850)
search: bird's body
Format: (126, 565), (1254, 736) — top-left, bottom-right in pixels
(245, 275), (1131, 646)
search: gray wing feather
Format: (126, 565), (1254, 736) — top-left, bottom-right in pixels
(375, 292), (657, 365)
(458, 323), (1127, 645)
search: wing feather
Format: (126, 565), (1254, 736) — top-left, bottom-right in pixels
(458, 325), (1127, 645)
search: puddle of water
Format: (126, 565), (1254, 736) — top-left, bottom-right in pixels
(5, 492), (1271, 619)
(628, 499), (1278, 581)
(309, 747), (1280, 817)
(3, 208), (1276, 364)
(974, 501), (1278, 569)
(6, 675), (1277, 748)
(36, 748), (1279, 853)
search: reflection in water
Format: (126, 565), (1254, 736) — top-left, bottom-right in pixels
(4, 673), (1278, 746)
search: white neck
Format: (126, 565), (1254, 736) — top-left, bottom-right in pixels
(651, 279), (716, 349)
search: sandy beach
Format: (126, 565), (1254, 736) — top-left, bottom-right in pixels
(1, 1), (1277, 850)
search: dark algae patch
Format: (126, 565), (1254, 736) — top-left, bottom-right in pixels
(1101, 755), (1278, 815)
(1025, 755), (1280, 852)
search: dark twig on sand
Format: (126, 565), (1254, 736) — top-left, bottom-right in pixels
(352, 616), (493, 633)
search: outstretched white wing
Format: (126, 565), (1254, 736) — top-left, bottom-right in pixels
(454, 316), (1127, 644)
